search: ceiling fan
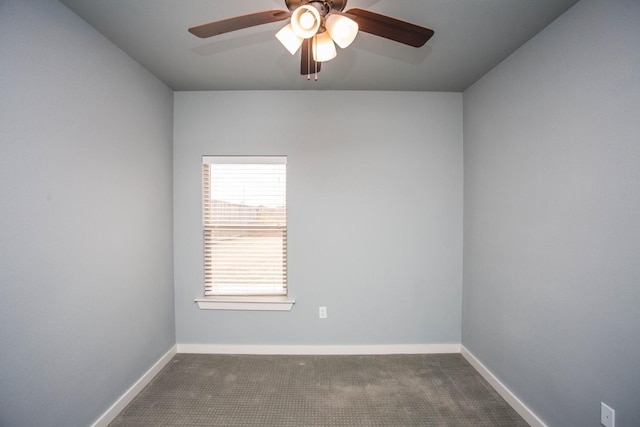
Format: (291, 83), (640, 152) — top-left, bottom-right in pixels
(188, 0), (434, 79)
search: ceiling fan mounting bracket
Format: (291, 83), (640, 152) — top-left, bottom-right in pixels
(285, 0), (347, 14)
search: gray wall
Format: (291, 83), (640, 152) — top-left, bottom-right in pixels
(0, 1), (175, 426)
(462, 0), (640, 426)
(174, 91), (463, 346)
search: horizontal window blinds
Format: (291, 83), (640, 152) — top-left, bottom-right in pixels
(202, 157), (287, 296)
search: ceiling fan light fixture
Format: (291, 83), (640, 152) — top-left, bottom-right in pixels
(188, 1), (435, 78)
(290, 5), (321, 39)
(276, 24), (303, 54)
(313, 31), (337, 62)
(325, 14), (358, 48)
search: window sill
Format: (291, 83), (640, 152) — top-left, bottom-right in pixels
(194, 296), (295, 311)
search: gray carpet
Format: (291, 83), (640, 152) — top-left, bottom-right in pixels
(108, 353), (529, 426)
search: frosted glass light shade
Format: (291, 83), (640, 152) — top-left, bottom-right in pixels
(325, 14), (358, 48)
(313, 31), (337, 62)
(276, 24), (303, 55)
(291, 5), (321, 39)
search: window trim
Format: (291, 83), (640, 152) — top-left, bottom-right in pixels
(198, 156), (293, 311)
(194, 296), (295, 311)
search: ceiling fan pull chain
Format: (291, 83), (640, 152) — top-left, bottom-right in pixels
(308, 37), (314, 80)
(311, 34), (318, 81)
(306, 37), (311, 80)
(314, 36), (319, 81)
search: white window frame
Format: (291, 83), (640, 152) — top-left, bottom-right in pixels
(195, 156), (294, 311)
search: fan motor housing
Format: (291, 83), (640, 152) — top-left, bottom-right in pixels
(285, 0), (347, 14)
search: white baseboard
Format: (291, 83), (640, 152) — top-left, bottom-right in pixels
(461, 346), (547, 427)
(91, 345), (177, 427)
(177, 343), (461, 355)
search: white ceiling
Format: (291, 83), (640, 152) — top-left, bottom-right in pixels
(58, 0), (580, 92)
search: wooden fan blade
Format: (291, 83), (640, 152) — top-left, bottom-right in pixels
(300, 38), (321, 76)
(189, 10), (290, 38)
(345, 8), (434, 47)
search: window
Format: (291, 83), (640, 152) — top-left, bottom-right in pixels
(201, 156), (288, 299)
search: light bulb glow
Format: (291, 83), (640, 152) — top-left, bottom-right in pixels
(313, 31), (337, 62)
(276, 24), (303, 55)
(325, 14), (358, 48)
(291, 5), (321, 39)
(299, 11), (315, 29)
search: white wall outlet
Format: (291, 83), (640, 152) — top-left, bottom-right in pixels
(319, 306), (327, 319)
(601, 402), (615, 427)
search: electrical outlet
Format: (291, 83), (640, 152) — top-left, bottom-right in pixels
(319, 306), (327, 319)
(601, 402), (615, 427)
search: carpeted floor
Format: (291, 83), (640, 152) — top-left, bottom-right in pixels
(108, 353), (529, 426)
